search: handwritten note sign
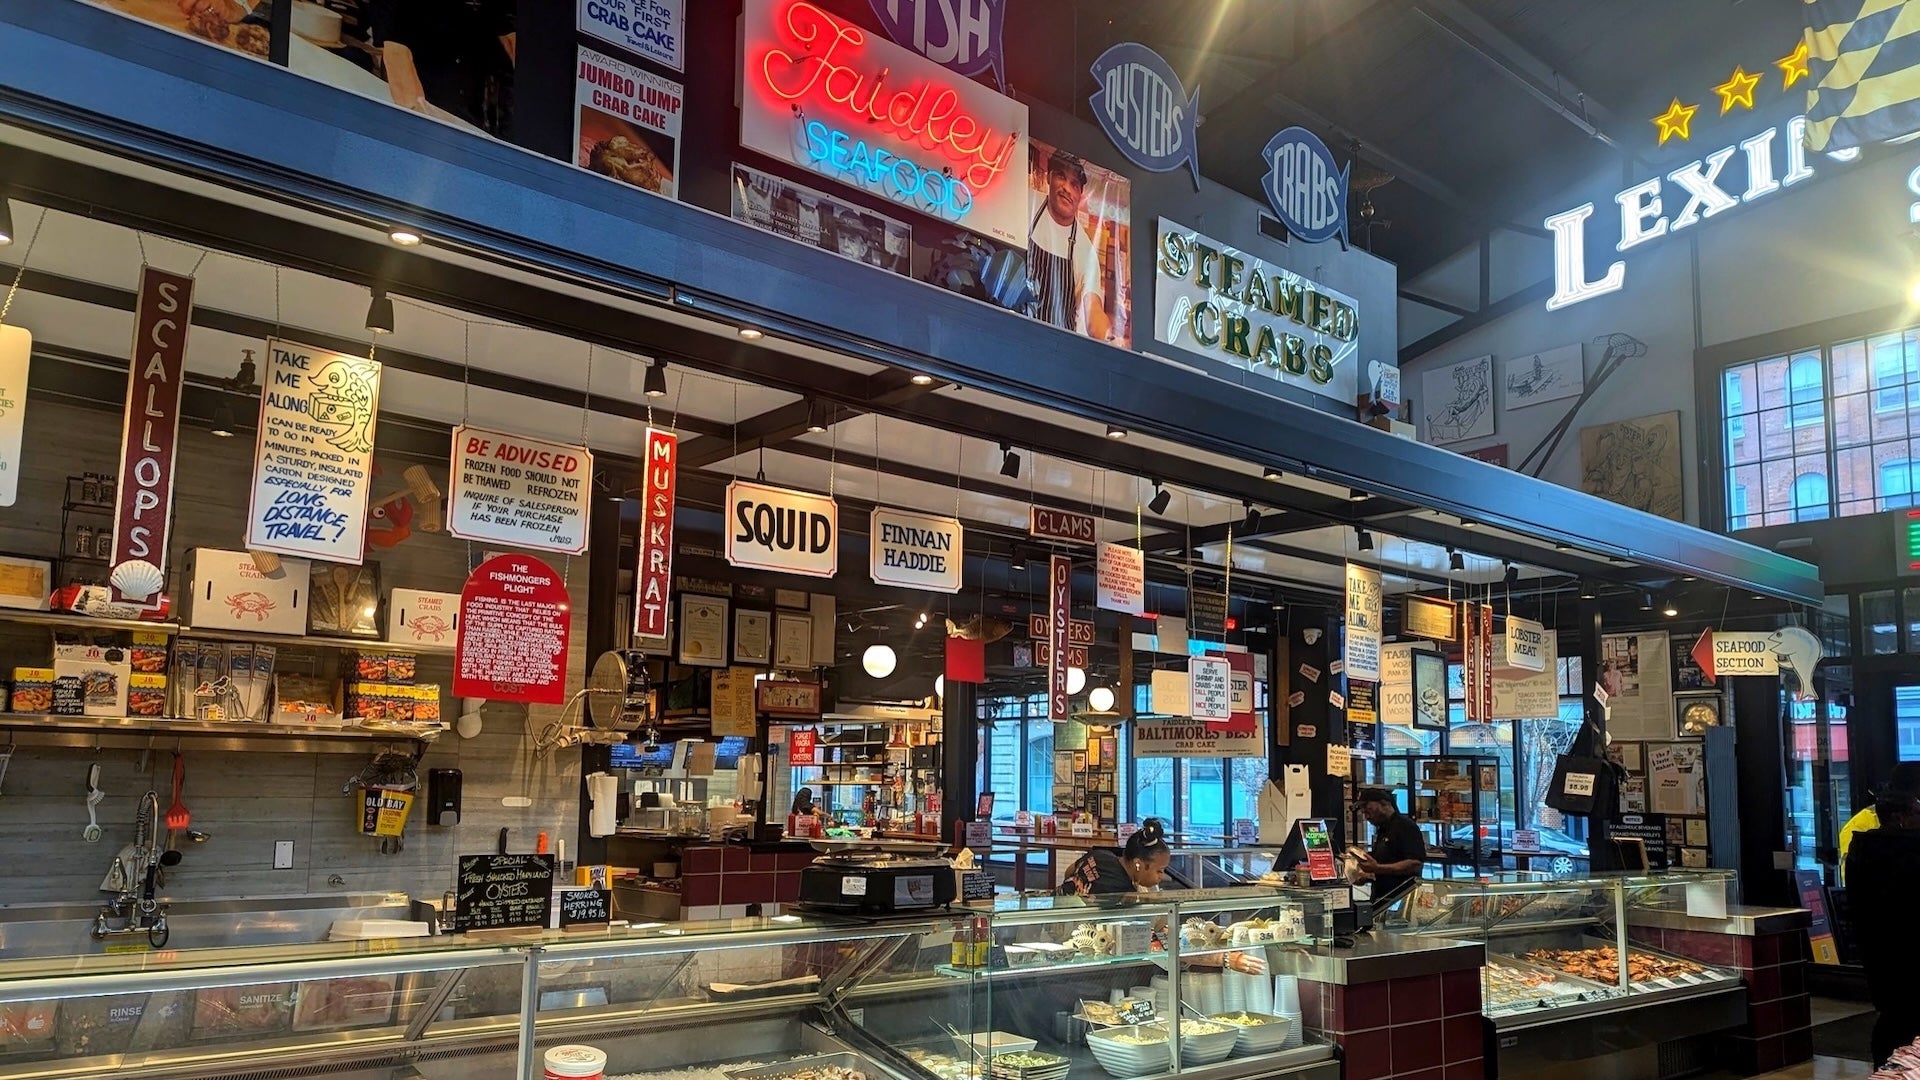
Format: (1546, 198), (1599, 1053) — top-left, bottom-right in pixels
(454, 555), (572, 705)
(447, 425), (592, 555)
(246, 339), (380, 563)
(558, 887), (612, 929)
(456, 854), (554, 932)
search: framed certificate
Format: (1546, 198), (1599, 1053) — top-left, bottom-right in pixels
(733, 608), (773, 665)
(677, 594), (728, 668)
(775, 589), (809, 610)
(775, 612), (814, 671)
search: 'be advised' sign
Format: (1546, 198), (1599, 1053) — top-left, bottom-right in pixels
(447, 425), (593, 555)
(455, 555), (572, 705)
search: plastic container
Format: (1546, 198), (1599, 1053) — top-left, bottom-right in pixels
(544, 1044), (608, 1079)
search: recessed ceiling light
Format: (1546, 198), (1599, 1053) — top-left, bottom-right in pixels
(1106, 424), (1128, 439)
(387, 227), (423, 247)
(910, 373), (935, 386)
(0, 198), (12, 246)
(1349, 488), (1367, 501)
(738, 326), (764, 340)
(1263, 467), (1284, 481)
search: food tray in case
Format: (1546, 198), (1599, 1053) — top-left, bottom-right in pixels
(733, 1051), (892, 1080)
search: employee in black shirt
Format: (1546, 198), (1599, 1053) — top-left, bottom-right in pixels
(1353, 787), (1427, 905)
(368, 0), (516, 133)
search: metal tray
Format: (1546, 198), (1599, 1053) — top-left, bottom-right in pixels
(733, 1051), (891, 1080)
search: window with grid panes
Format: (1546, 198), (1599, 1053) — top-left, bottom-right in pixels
(1722, 331), (1920, 525)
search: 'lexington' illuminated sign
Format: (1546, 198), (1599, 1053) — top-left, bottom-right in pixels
(1546, 116), (1860, 311)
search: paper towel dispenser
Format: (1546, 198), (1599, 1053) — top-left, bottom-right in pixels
(427, 769), (462, 827)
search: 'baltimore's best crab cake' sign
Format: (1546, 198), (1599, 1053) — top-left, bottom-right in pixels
(246, 339), (382, 564)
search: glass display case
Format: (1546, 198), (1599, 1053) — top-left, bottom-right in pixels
(1392, 870), (1742, 1026)
(0, 889), (1338, 1080)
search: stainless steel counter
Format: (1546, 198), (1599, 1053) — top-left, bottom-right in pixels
(1272, 932), (1485, 985)
(1625, 904), (1809, 937)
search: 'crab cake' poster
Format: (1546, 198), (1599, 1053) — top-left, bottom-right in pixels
(574, 47), (683, 201)
(245, 340), (382, 564)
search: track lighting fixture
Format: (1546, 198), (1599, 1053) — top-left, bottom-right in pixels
(1009, 550), (1028, 572)
(999, 442), (1021, 479)
(365, 288), (395, 335)
(1356, 527), (1373, 552)
(804, 397), (828, 433)
(1641, 591), (1655, 611)
(1106, 423), (1128, 439)
(1349, 488), (1367, 502)
(1448, 548), (1464, 572)
(644, 361), (669, 399)
(0, 198), (13, 246)
(1579, 582), (1597, 600)
(1242, 502), (1261, 533)
(1460, 518), (1478, 529)
(210, 400), (236, 438)
(1147, 481), (1172, 516)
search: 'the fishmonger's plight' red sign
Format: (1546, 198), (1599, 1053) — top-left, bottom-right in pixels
(455, 554), (572, 705)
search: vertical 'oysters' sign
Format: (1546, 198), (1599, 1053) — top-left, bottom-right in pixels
(868, 0), (1007, 91)
(1260, 126), (1349, 248)
(1089, 43), (1201, 188)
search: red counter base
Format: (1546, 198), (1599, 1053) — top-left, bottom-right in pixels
(1632, 922), (1813, 1075)
(1300, 967), (1486, 1080)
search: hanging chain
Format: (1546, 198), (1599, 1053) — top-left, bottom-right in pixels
(579, 343), (595, 445)
(136, 231), (147, 268)
(461, 323), (472, 423)
(0, 209), (46, 327)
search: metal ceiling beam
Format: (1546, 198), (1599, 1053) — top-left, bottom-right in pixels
(1399, 279), (1552, 363)
(1410, 0), (1625, 153)
(675, 370), (933, 469)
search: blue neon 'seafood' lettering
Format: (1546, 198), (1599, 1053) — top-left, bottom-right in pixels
(803, 120), (976, 220)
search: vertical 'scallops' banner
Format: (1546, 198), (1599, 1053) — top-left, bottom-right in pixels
(633, 427), (677, 642)
(0, 326), (28, 508)
(246, 339), (380, 563)
(1343, 562), (1382, 682)
(726, 480), (837, 577)
(869, 507), (963, 592)
(454, 554), (572, 705)
(1048, 554), (1071, 720)
(445, 425), (593, 555)
(110, 268), (194, 609)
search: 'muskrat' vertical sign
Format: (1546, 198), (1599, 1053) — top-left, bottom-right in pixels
(246, 339), (381, 563)
(1048, 554), (1071, 720)
(1544, 115), (1855, 311)
(446, 426), (593, 555)
(727, 480), (838, 577)
(108, 269), (193, 610)
(633, 428), (677, 642)
(0, 326), (30, 508)
(869, 507), (963, 592)
(1088, 43), (1200, 187)
(868, 0), (1008, 91)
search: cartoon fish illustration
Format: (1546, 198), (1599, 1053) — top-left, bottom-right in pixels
(1088, 42), (1201, 188)
(945, 614), (1012, 643)
(308, 359), (377, 455)
(1260, 126), (1351, 248)
(1767, 626), (1823, 701)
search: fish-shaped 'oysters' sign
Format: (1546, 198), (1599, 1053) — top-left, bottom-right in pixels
(1260, 126), (1350, 248)
(1088, 43), (1201, 188)
(868, 0), (1008, 91)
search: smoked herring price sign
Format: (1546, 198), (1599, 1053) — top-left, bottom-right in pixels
(454, 554), (573, 705)
(870, 507), (962, 592)
(454, 854), (555, 932)
(446, 425), (593, 555)
(634, 428), (677, 641)
(246, 339), (381, 564)
(727, 480), (838, 578)
(108, 268), (194, 611)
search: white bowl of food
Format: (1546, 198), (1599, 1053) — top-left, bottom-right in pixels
(1210, 1012), (1292, 1055)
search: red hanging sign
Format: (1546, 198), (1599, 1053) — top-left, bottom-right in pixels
(1462, 602), (1480, 723)
(1480, 603), (1495, 722)
(1048, 555), (1071, 720)
(109, 267), (194, 610)
(633, 427), (678, 641)
(789, 727), (819, 765)
(454, 554), (572, 705)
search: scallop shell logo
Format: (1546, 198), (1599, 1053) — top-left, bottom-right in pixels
(110, 559), (164, 602)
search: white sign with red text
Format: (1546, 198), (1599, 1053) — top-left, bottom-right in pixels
(633, 428), (678, 642)
(447, 426), (593, 555)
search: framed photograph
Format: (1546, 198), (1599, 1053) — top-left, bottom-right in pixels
(733, 608), (773, 666)
(1477, 765), (1497, 790)
(774, 612), (814, 671)
(1097, 794), (1117, 822)
(775, 589), (809, 610)
(1097, 737), (1117, 769)
(1072, 785), (1086, 806)
(1096, 772), (1115, 793)
(975, 792), (995, 817)
(1071, 751), (1088, 774)
(1054, 751), (1076, 779)
(676, 594), (728, 668)
(1412, 650), (1448, 730)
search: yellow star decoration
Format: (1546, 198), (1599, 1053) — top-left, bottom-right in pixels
(1778, 40), (1811, 89)
(1713, 66), (1762, 114)
(1652, 98), (1698, 145)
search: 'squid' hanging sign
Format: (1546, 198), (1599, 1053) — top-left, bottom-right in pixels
(727, 480), (838, 578)
(109, 268), (193, 610)
(633, 428), (677, 642)
(246, 339), (380, 564)
(446, 426), (593, 555)
(869, 507), (962, 593)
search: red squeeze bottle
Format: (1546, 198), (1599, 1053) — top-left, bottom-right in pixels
(536, 831), (550, 855)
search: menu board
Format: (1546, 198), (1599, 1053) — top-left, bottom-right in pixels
(246, 339), (380, 563)
(446, 425), (593, 555)
(454, 554), (573, 705)
(558, 887), (612, 928)
(455, 854), (555, 932)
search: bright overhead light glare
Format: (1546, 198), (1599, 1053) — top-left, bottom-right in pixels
(0, 198), (13, 246)
(1147, 480), (1172, 516)
(1662, 601), (1680, 617)
(1106, 423), (1128, 439)
(1088, 686), (1116, 713)
(934, 676), (944, 700)
(1263, 467), (1284, 481)
(1907, 277), (1920, 306)
(861, 644), (897, 679)
(365, 288), (395, 335)
(644, 361), (669, 399)
(999, 442), (1021, 479)
(387, 227), (423, 247)
(737, 326), (764, 340)
(909, 372), (936, 386)
(1067, 667), (1087, 695)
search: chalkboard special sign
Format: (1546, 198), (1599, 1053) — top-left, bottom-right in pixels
(558, 887), (612, 929)
(455, 854), (555, 932)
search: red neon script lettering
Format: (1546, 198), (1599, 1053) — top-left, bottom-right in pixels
(760, 0), (1016, 191)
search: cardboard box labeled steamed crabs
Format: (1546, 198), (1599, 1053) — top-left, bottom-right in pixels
(386, 588), (459, 645)
(182, 548), (311, 636)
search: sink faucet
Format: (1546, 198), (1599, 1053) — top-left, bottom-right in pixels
(93, 791), (173, 947)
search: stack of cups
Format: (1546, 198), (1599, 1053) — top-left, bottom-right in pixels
(1191, 971), (1225, 1015)
(1150, 975), (1171, 1017)
(1273, 975), (1304, 1048)
(1221, 926), (1250, 1013)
